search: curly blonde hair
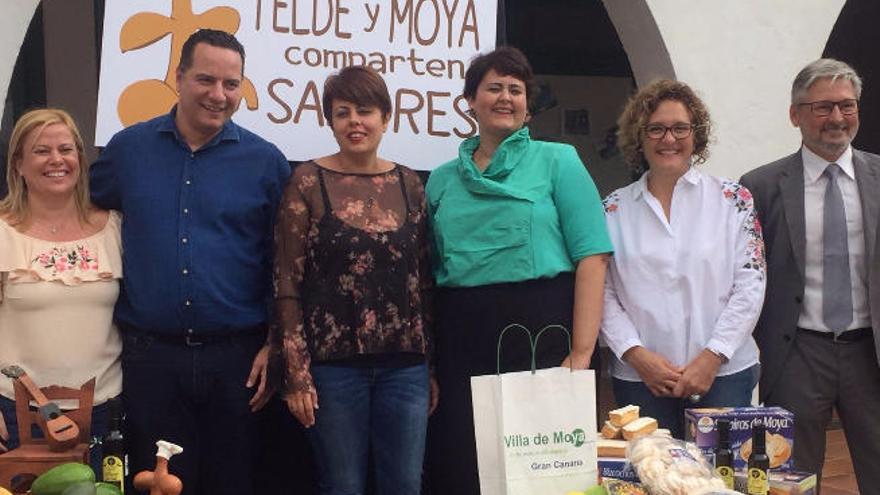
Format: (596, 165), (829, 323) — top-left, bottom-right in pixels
(616, 80), (712, 175)
(0, 108), (91, 226)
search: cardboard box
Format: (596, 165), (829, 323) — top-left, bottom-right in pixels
(734, 470), (817, 494)
(684, 407), (794, 471)
(597, 457), (639, 482)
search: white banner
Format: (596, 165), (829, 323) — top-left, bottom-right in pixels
(95, 0), (497, 169)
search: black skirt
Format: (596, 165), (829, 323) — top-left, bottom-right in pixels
(425, 272), (600, 495)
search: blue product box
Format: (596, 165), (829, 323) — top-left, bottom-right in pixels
(597, 457), (639, 483)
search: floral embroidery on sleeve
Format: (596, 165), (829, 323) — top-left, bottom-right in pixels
(603, 191), (621, 213)
(722, 180), (753, 213)
(722, 181), (766, 275)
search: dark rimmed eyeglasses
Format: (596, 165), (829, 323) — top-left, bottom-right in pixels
(797, 99), (859, 116)
(642, 123), (696, 140)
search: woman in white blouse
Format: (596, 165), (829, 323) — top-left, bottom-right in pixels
(601, 80), (766, 438)
(0, 109), (122, 470)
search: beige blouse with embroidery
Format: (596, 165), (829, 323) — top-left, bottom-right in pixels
(0, 211), (123, 406)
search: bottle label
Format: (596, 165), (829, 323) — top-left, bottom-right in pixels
(747, 467), (769, 495)
(716, 465), (734, 489)
(103, 455), (126, 493)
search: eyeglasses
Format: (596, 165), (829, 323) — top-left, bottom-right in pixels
(797, 99), (859, 116)
(642, 123), (695, 140)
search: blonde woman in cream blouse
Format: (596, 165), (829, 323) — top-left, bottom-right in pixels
(0, 109), (122, 471)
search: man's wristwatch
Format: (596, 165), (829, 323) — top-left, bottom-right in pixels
(706, 347), (729, 364)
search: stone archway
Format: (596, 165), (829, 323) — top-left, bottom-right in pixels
(501, 1), (640, 195)
(0, 1), (40, 122)
(0, 0), (99, 167)
(602, 0), (675, 87)
(603, 0), (845, 179)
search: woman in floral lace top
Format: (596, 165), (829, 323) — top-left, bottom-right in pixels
(0, 109), (122, 471)
(601, 80), (766, 439)
(272, 66), (433, 494)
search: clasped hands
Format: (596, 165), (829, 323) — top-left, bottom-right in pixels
(623, 346), (723, 399)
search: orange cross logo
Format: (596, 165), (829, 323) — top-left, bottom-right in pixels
(116, 0), (259, 126)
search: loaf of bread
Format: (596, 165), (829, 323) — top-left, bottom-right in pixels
(628, 434), (727, 494)
(609, 404), (640, 427)
(622, 417), (658, 440)
(739, 432), (792, 468)
(597, 439), (628, 458)
(601, 420), (622, 439)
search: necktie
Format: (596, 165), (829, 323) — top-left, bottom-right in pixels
(822, 163), (853, 333)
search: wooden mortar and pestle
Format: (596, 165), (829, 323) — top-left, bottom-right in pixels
(133, 440), (184, 495)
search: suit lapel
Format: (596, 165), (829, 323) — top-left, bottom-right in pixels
(854, 150), (880, 262)
(852, 150), (880, 364)
(778, 154), (806, 280)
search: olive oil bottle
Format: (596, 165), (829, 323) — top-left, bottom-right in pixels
(101, 398), (127, 493)
(714, 418), (734, 489)
(747, 424), (770, 495)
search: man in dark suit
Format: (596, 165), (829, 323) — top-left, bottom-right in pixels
(741, 58), (880, 490)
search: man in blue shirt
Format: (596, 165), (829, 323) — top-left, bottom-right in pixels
(91, 29), (290, 495)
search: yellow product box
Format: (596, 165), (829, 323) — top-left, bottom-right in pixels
(733, 470), (816, 494)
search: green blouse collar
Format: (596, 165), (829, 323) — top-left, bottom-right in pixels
(456, 127), (533, 199)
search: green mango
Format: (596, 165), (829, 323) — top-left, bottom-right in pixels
(95, 482), (124, 495)
(584, 484), (608, 495)
(31, 463), (96, 495)
(60, 480), (97, 495)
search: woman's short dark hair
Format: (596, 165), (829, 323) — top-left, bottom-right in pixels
(463, 46), (538, 113)
(617, 79), (712, 175)
(322, 66), (392, 124)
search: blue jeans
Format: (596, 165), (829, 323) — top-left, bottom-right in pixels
(307, 363), (429, 495)
(612, 364), (759, 439)
(121, 329), (265, 495)
(0, 394), (113, 477)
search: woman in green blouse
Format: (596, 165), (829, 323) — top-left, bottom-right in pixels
(425, 46), (612, 494)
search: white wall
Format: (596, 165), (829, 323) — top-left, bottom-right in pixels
(0, 1), (40, 124)
(605, 0), (845, 179)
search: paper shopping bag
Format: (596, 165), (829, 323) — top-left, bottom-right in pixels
(471, 325), (598, 495)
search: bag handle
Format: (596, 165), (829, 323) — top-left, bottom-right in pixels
(496, 324), (533, 375)
(534, 324), (572, 371)
(495, 323), (573, 375)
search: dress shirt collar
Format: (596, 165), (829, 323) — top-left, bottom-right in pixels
(802, 144), (854, 184)
(631, 165), (701, 200)
(157, 106), (242, 149)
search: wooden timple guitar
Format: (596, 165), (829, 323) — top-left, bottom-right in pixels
(1, 365), (80, 451)
(0, 408), (8, 452)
